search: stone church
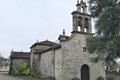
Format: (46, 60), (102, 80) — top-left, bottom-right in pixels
(30, 0), (106, 80)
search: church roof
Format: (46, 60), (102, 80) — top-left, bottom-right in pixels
(58, 35), (70, 41)
(10, 51), (30, 59)
(71, 11), (91, 16)
(31, 40), (61, 54)
(31, 40), (60, 48)
(34, 45), (61, 54)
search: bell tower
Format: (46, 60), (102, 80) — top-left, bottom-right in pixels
(72, 0), (92, 33)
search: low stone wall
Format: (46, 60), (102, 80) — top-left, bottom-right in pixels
(0, 66), (9, 72)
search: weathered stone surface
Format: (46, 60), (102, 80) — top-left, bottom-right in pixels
(10, 59), (29, 74)
(41, 50), (55, 77)
(30, 45), (56, 76)
(30, 45), (51, 75)
(54, 33), (106, 80)
(30, 33), (106, 80)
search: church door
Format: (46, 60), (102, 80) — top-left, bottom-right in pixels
(81, 65), (89, 80)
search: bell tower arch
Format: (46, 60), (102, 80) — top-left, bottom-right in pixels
(72, 0), (92, 33)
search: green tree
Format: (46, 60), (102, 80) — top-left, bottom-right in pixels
(87, 0), (120, 62)
(89, 0), (119, 17)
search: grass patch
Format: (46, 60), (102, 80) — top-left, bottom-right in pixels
(10, 75), (41, 80)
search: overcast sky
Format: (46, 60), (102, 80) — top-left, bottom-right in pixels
(0, 0), (81, 58)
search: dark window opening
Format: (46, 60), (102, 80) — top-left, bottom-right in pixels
(85, 18), (89, 28)
(78, 16), (82, 26)
(78, 16), (82, 31)
(83, 47), (87, 52)
(81, 65), (89, 80)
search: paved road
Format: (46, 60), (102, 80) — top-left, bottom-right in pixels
(0, 72), (20, 80)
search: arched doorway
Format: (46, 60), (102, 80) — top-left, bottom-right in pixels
(81, 64), (89, 80)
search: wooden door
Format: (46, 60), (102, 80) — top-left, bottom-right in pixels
(81, 65), (89, 80)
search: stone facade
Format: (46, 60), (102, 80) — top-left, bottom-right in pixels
(30, 1), (106, 80)
(9, 51), (30, 74)
(30, 34), (106, 80)
(41, 50), (55, 77)
(55, 33), (106, 80)
(30, 41), (61, 76)
(30, 45), (51, 75)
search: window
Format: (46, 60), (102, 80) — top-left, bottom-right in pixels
(78, 26), (81, 31)
(78, 16), (82, 31)
(84, 28), (87, 32)
(83, 47), (87, 52)
(85, 18), (89, 28)
(81, 7), (84, 13)
(84, 18), (89, 32)
(78, 16), (82, 26)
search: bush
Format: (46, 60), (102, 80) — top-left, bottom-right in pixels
(97, 76), (104, 80)
(16, 63), (30, 75)
(71, 77), (79, 80)
(32, 74), (56, 80)
(42, 76), (56, 80)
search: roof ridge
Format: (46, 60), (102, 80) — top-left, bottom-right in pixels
(11, 51), (30, 54)
(31, 40), (60, 48)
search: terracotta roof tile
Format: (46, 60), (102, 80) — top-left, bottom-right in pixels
(10, 51), (30, 59)
(31, 40), (60, 48)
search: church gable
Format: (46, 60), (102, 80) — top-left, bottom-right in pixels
(31, 40), (61, 53)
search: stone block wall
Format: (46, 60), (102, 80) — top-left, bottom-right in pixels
(41, 50), (55, 77)
(10, 59), (30, 74)
(30, 45), (51, 75)
(55, 33), (106, 80)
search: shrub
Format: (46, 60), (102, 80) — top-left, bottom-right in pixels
(30, 75), (56, 80)
(97, 76), (104, 80)
(32, 74), (56, 80)
(71, 77), (79, 80)
(42, 76), (56, 80)
(16, 63), (30, 75)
